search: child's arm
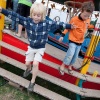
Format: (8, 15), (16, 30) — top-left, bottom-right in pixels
(46, 20), (76, 42)
(0, 7), (30, 29)
(46, 20), (76, 33)
(48, 19), (76, 42)
(62, 29), (69, 35)
(88, 24), (94, 29)
(48, 20), (72, 31)
(58, 29), (69, 42)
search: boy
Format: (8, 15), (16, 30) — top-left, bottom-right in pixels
(0, 2), (75, 92)
(58, 1), (95, 75)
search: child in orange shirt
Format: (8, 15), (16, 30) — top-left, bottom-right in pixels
(59, 1), (95, 75)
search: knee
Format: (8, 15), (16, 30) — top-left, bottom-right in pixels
(33, 61), (39, 67)
(65, 55), (73, 60)
(32, 62), (39, 71)
(68, 55), (73, 59)
(25, 62), (31, 67)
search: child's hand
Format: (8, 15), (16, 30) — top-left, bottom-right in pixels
(71, 23), (77, 29)
(0, 7), (2, 12)
(58, 37), (63, 42)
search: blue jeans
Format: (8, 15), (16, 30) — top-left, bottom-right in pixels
(63, 42), (81, 66)
(11, 0), (18, 31)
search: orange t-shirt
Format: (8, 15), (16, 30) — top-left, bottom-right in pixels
(62, 16), (94, 43)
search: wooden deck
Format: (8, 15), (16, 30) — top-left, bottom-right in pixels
(0, 45), (100, 98)
(45, 44), (100, 75)
(0, 67), (69, 100)
(3, 29), (100, 74)
(1, 29), (100, 99)
(0, 40), (100, 84)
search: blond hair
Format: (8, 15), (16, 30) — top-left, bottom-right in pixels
(30, 2), (46, 21)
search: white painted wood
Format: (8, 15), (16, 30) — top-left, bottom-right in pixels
(1, 32), (100, 98)
(0, 68), (69, 100)
(0, 40), (100, 84)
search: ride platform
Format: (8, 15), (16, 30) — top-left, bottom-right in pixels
(0, 29), (100, 100)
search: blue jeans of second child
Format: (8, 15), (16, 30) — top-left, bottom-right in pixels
(63, 42), (81, 67)
(11, 0), (18, 31)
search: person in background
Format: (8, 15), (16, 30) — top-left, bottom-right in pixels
(15, 0), (35, 38)
(0, 2), (75, 92)
(58, 1), (95, 75)
(6, 0), (12, 9)
(11, 0), (18, 32)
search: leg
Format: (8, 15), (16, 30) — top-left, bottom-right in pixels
(31, 61), (39, 83)
(68, 45), (81, 74)
(22, 5), (30, 39)
(16, 24), (23, 37)
(27, 48), (45, 92)
(11, 0), (18, 30)
(30, 48), (45, 83)
(23, 46), (35, 77)
(67, 65), (73, 74)
(16, 4), (25, 37)
(59, 43), (76, 75)
(24, 29), (28, 39)
(23, 61), (32, 77)
(59, 63), (65, 75)
(27, 60), (39, 92)
(70, 45), (81, 65)
(70, 45), (81, 69)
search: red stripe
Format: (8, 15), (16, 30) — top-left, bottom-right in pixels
(94, 28), (100, 31)
(84, 56), (94, 61)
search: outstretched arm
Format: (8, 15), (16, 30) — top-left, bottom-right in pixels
(58, 29), (69, 42)
(46, 20), (76, 42)
(0, 7), (30, 29)
(50, 20), (71, 31)
(46, 19), (76, 33)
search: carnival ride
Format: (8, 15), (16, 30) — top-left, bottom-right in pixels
(0, 0), (100, 100)
(48, 0), (100, 63)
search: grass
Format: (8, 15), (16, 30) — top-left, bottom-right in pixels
(0, 84), (35, 100)
(0, 62), (47, 100)
(0, 77), (47, 100)
(0, 62), (100, 100)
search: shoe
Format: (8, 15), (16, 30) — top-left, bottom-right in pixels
(27, 82), (35, 92)
(58, 67), (64, 75)
(23, 68), (31, 78)
(68, 69), (73, 74)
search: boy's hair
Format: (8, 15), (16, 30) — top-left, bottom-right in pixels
(30, 2), (46, 21)
(81, 1), (95, 13)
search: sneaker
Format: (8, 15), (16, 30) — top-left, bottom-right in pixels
(27, 82), (35, 92)
(23, 68), (31, 78)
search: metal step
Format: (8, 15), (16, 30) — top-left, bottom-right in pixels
(0, 67), (69, 100)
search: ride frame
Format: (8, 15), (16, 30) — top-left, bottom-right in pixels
(0, 0), (100, 100)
